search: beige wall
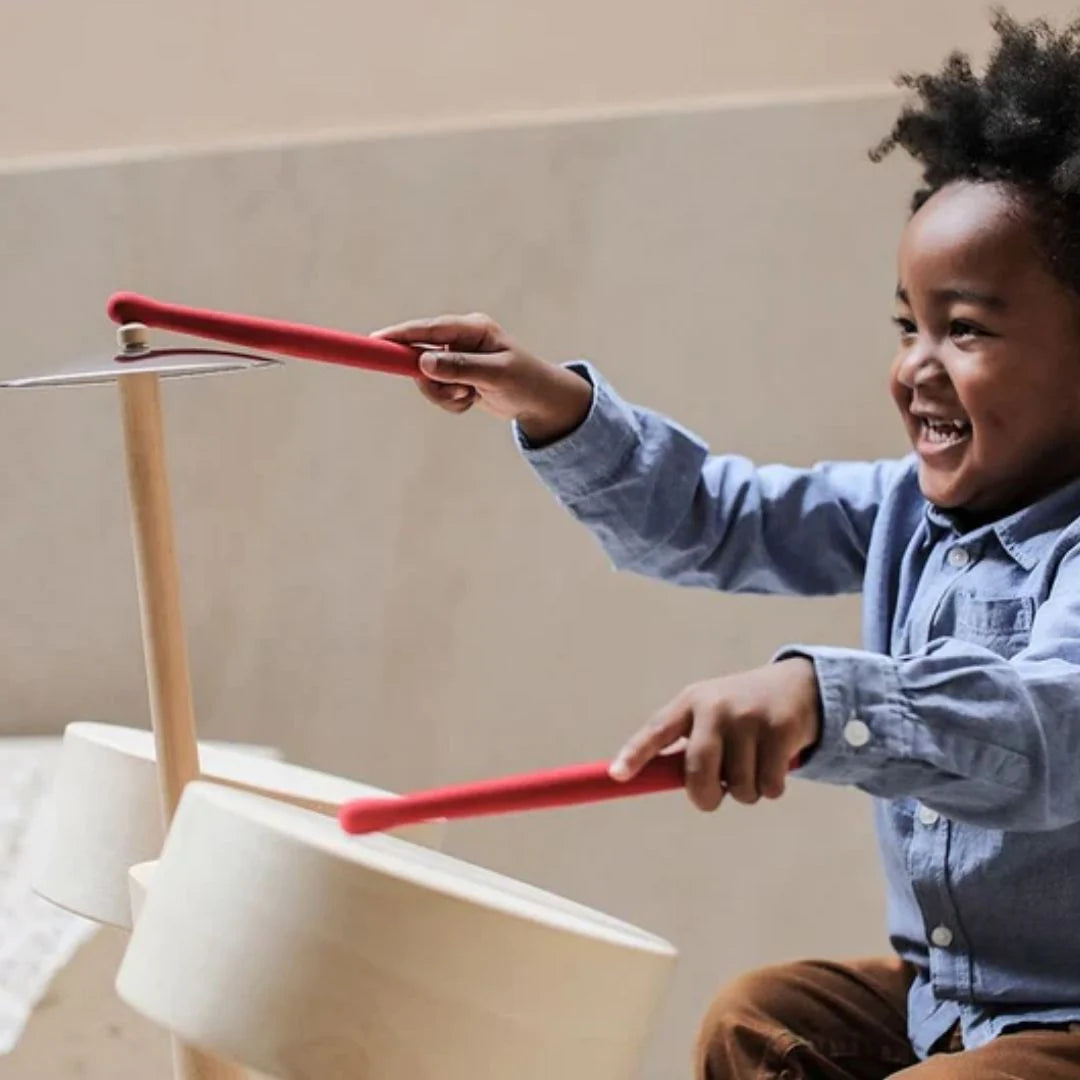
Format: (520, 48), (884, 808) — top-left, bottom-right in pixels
(0, 0), (1073, 163)
(4, 4), (1079, 1080)
(1, 90), (900, 1080)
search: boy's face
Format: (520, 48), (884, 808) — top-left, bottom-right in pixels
(891, 180), (1080, 516)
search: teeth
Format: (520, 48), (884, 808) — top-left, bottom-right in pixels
(921, 417), (971, 445)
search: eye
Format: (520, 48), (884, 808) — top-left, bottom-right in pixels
(892, 316), (917, 338)
(949, 320), (990, 341)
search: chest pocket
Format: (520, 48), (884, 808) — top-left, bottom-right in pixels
(951, 594), (1037, 659)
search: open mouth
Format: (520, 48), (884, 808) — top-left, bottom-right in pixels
(917, 416), (972, 449)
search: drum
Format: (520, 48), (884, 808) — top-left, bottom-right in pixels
(117, 782), (677, 1080)
(12, 296), (676, 1080)
(127, 860), (157, 925)
(33, 722), (444, 929)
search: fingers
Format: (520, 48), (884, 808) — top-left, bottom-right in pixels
(720, 725), (759, 805)
(756, 730), (790, 800)
(609, 697), (692, 782)
(417, 349), (509, 387)
(372, 313), (506, 354)
(415, 375), (477, 413)
(684, 710), (725, 812)
(612, 665), (809, 813)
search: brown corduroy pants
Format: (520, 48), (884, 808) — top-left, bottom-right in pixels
(694, 957), (1080, 1079)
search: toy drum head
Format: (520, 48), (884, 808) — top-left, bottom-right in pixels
(33, 722), (444, 929)
(117, 782), (677, 1080)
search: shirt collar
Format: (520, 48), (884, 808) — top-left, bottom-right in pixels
(923, 475), (1080, 571)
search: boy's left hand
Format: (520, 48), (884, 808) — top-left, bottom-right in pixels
(609, 658), (821, 810)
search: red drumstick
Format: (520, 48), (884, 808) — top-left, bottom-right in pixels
(340, 754), (687, 835)
(107, 292), (421, 377)
(340, 750), (806, 835)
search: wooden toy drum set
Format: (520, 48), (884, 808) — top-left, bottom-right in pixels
(2, 295), (682, 1079)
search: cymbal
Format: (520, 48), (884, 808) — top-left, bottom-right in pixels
(0, 346), (279, 390)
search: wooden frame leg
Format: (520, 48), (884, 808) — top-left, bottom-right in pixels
(119, 372), (247, 1080)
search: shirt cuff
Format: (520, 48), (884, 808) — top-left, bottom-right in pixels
(773, 645), (913, 785)
(512, 362), (642, 499)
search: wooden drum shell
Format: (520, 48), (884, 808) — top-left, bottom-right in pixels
(116, 782), (677, 1080)
(33, 722), (443, 929)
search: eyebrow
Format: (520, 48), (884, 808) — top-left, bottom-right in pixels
(895, 285), (1008, 311)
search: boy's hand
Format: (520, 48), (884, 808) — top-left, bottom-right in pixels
(372, 314), (592, 445)
(609, 659), (821, 810)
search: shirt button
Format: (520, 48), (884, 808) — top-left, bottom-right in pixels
(931, 925), (954, 949)
(947, 546), (971, 568)
(843, 718), (871, 748)
(917, 805), (941, 826)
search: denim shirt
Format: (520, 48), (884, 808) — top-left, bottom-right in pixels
(517, 364), (1080, 1058)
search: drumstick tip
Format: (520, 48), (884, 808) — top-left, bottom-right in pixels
(107, 291), (148, 324)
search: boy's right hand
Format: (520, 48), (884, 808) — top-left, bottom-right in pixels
(372, 314), (593, 446)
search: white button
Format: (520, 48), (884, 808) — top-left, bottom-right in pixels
(843, 718), (871, 748)
(947, 546), (971, 568)
(917, 805), (941, 826)
(931, 925), (954, 948)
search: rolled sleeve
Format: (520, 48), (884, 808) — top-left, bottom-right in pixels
(775, 640), (1050, 828)
(776, 645), (913, 785)
(513, 362), (641, 498)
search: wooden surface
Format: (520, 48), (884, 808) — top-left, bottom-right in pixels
(5, 927), (273, 1079)
(4, 928), (174, 1078)
(173, 1042), (248, 1080)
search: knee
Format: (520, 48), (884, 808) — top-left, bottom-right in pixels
(699, 961), (813, 1033)
(695, 962), (808, 1078)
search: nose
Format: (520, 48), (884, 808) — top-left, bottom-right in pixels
(894, 340), (945, 390)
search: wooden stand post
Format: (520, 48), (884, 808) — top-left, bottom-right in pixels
(118, 372), (199, 820)
(118, 369), (247, 1080)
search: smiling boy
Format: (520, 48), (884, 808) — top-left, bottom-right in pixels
(376, 12), (1080, 1078)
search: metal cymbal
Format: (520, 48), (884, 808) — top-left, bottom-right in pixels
(0, 346), (279, 390)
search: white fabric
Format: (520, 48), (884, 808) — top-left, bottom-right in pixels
(0, 738), (96, 1054)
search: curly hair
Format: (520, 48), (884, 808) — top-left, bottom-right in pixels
(871, 9), (1080, 292)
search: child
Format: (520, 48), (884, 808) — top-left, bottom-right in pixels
(376, 12), (1080, 1078)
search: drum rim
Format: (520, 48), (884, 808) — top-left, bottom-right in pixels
(180, 780), (677, 956)
(63, 720), (407, 805)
